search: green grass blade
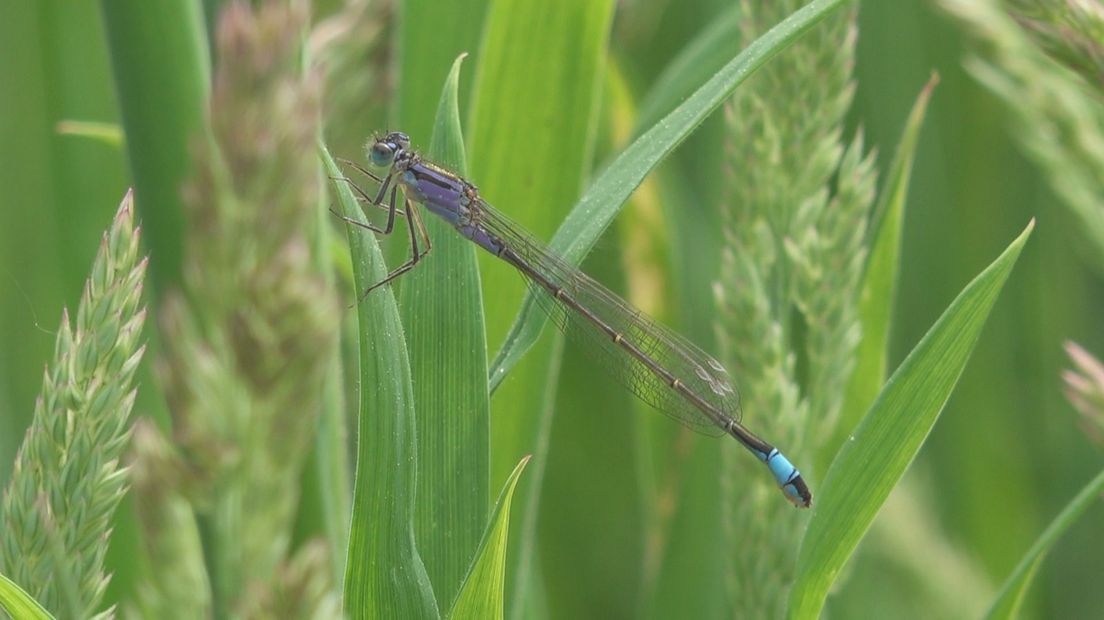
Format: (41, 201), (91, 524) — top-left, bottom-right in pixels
(789, 221), (1035, 619)
(447, 456), (531, 620)
(985, 467), (1104, 620)
(0, 572), (54, 620)
(297, 11), (352, 578)
(323, 145), (439, 620)
(488, 0), (855, 391)
(100, 0), (210, 292)
(825, 74), (939, 469)
(297, 171), (352, 587)
(398, 53), (490, 610)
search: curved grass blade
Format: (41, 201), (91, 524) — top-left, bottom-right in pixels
(0, 572), (54, 620)
(488, 0), (855, 392)
(299, 190), (352, 586)
(825, 74), (939, 468)
(398, 53), (491, 610)
(322, 145), (439, 620)
(298, 12), (351, 579)
(788, 221), (1034, 619)
(101, 0), (209, 291)
(447, 456), (531, 620)
(985, 467), (1104, 619)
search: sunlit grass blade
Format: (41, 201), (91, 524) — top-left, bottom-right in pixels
(447, 456), (531, 620)
(322, 145), (439, 620)
(826, 74), (939, 468)
(398, 53), (491, 610)
(789, 220), (1035, 619)
(0, 572), (53, 620)
(488, 0), (855, 391)
(985, 467), (1104, 619)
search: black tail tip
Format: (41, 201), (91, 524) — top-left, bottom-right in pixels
(784, 475), (813, 508)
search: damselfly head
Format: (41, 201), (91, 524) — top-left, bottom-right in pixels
(367, 132), (411, 168)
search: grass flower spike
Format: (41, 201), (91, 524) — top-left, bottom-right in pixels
(144, 2), (341, 614)
(0, 191), (147, 619)
(716, 2), (875, 615)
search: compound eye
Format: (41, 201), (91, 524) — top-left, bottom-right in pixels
(369, 142), (395, 167)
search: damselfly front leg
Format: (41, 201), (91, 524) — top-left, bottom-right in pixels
(330, 163), (433, 299)
(330, 167), (399, 234)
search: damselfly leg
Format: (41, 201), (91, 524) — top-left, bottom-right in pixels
(330, 164), (433, 299)
(358, 197), (431, 299)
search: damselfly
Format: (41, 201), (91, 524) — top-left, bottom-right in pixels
(334, 131), (812, 508)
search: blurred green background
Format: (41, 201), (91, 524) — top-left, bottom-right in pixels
(1, 0), (1102, 618)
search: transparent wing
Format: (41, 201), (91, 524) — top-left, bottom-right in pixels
(475, 200), (740, 436)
